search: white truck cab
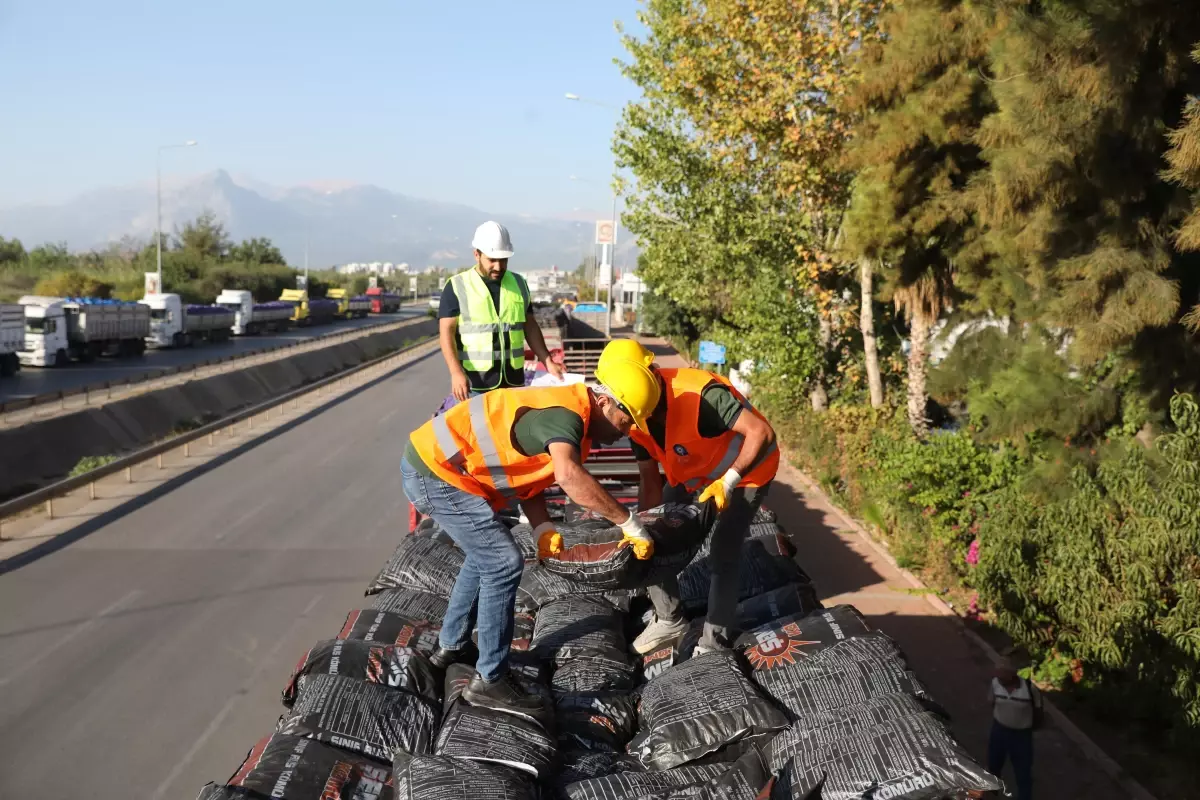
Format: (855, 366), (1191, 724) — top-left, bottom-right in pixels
(18, 296), (68, 367)
(141, 293), (185, 348)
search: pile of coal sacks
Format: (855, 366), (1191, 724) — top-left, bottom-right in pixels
(194, 502), (1003, 800)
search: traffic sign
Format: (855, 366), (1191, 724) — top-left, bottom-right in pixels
(698, 340), (726, 365)
(595, 220), (615, 245)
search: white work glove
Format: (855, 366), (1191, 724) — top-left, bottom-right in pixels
(534, 522), (563, 560)
(618, 510), (654, 560)
(697, 468), (742, 512)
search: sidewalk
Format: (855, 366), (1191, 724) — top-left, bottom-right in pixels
(634, 334), (1131, 798)
(765, 464), (1130, 798)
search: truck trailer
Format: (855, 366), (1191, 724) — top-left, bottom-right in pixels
(365, 287), (402, 314)
(140, 293), (235, 348)
(215, 290), (294, 335)
(18, 296), (149, 367)
(325, 288), (371, 319)
(279, 289), (338, 327)
(0, 303), (22, 377)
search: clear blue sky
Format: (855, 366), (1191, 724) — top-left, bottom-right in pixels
(0, 0), (645, 217)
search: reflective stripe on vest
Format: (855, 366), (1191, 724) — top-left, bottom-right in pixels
(412, 384), (593, 509)
(452, 269), (527, 386)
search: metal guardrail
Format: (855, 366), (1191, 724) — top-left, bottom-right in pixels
(0, 334), (438, 539)
(0, 312), (431, 428)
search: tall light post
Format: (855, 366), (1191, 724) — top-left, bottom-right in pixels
(564, 93), (621, 337)
(156, 140), (198, 289)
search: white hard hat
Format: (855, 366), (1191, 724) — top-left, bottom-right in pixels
(471, 221), (514, 259)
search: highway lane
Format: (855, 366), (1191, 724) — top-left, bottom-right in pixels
(0, 350), (451, 799)
(0, 304), (431, 403)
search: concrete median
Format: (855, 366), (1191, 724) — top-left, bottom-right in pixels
(0, 318), (438, 500)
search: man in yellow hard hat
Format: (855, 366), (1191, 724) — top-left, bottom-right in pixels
(593, 339), (779, 657)
(400, 358), (659, 718)
(437, 221), (565, 403)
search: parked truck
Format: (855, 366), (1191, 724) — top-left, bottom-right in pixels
(18, 296), (150, 367)
(279, 289), (338, 327)
(366, 287), (402, 314)
(139, 293), (235, 348)
(215, 290), (294, 335)
(0, 303), (22, 377)
(325, 288), (371, 319)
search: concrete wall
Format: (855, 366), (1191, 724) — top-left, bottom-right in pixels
(0, 319), (437, 500)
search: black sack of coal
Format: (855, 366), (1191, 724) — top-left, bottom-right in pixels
(365, 537), (465, 597)
(509, 523), (540, 561)
(216, 732), (394, 799)
(434, 663), (557, 778)
(679, 539), (810, 614)
(560, 763), (731, 800)
(766, 696), (1001, 800)
(337, 608), (441, 651)
(629, 651), (789, 771)
(392, 753), (537, 800)
(531, 595), (632, 670)
(639, 595), (833, 683)
(551, 657), (638, 694)
(748, 631), (939, 722)
(735, 605), (872, 668)
(277, 673), (439, 762)
(517, 562), (637, 612)
(555, 691), (639, 752)
(283, 639), (440, 706)
(541, 503), (717, 591)
(370, 587), (450, 621)
(555, 749), (644, 790)
(734, 583), (822, 630)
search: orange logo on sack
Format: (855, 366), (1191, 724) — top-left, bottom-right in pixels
(745, 621), (820, 670)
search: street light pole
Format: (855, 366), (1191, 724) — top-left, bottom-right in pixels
(155, 140), (198, 290)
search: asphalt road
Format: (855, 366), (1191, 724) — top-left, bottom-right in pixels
(0, 349), (450, 799)
(0, 304), (431, 403)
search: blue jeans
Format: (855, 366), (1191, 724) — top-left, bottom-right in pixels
(401, 454), (524, 682)
(988, 721), (1033, 800)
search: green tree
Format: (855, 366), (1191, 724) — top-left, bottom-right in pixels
(843, 0), (995, 436)
(0, 236), (25, 264)
(1165, 44), (1200, 332)
(229, 236), (286, 265)
(174, 211), (231, 259)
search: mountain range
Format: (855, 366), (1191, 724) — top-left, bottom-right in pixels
(0, 170), (637, 271)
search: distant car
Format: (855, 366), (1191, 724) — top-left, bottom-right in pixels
(428, 292), (440, 310)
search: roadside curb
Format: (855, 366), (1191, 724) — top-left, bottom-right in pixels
(784, 457), (1159, 800)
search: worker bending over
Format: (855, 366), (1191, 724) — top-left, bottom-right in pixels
(400, 358), (659, 717)
(596, 340), (779, 656)
(438, 221), (564, 402)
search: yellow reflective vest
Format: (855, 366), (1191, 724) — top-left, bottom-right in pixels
(449, 268), (529, 389)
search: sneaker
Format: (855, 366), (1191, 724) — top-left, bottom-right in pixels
(691, 643), (730, 658)
(462, 670), (549, 720)
(633, 615), (689, 655)
(428, 642), (476, 671)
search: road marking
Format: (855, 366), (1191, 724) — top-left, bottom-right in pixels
(0, 589), (142, 688)
(148, 592), (325, 800)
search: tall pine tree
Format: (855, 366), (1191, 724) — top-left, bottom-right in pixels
(843, 0), (996, 436)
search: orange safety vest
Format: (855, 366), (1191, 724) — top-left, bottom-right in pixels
(409, 384), (593, 510)
(630, 368), (778, 492)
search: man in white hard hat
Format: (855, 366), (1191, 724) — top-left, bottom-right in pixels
(438, 221), (565, 402)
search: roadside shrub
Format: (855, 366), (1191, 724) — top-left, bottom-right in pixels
(974, 394), (1200, 742)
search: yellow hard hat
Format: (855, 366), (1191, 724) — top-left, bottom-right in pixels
(598, 339), (655, 373)
(594, 355), (661, 434)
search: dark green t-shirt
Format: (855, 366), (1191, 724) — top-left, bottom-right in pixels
(631, 384), (743, 461)
(404, 406), (585, 477)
